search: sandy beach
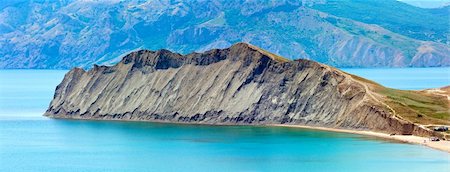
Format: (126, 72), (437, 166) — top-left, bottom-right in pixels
(270, 124), (450, 153)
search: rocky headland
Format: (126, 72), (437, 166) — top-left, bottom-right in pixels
(45, 43), (449, 141)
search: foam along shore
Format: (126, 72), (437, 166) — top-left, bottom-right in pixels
(270, 124), (450, 153)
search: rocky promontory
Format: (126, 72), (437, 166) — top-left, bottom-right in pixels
(44, 43), (449, 138)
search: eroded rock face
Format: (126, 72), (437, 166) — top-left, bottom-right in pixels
(45, 43), (435, 136)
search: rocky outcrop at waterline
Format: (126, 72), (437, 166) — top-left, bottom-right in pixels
(44, 43), (447, 138)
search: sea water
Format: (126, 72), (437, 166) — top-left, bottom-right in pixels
(341, 67), (450, 90)
(0, 69), (449, 172)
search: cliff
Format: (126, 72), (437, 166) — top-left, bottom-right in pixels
(44, 43), (449, 138)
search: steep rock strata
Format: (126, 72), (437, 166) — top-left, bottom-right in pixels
(45, 43), (440, 137)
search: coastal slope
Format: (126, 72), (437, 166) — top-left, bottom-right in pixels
(44, 43), (448, 138)
(1, 0), (449, 69)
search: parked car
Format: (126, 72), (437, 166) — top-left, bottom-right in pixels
(433, 126), (449, 132)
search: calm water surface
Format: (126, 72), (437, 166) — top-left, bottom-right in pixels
(0, 69), (449, 171)
(341, 67), (449, 90)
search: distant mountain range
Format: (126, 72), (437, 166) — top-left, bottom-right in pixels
(1, 0), (449, 69)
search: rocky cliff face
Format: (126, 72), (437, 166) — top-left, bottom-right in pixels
(45, 43), (442, 137)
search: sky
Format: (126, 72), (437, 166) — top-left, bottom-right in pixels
(398, 0), (450, 8)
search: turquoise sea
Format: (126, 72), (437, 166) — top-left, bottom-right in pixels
(0, 68), (449, 171)
(341, 67), (450, 90)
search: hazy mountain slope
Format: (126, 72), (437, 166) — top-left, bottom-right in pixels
(45, 43), (448, 138)
(312, 0), (449, 43)
(1, 0), (449, 69)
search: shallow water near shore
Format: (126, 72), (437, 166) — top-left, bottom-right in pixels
(0, 69), (449, 171)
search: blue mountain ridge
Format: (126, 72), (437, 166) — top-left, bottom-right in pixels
(0, 0), (448, 69)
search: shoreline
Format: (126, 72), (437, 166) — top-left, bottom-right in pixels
(270, 124), (450, 153)
(46, 116), (450, 153)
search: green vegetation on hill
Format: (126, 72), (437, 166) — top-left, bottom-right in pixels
(348, 71), (449, 126)
(377, 88), (450, 125)
(324, 16), (420, 59)
(313, 0), (449, 43)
